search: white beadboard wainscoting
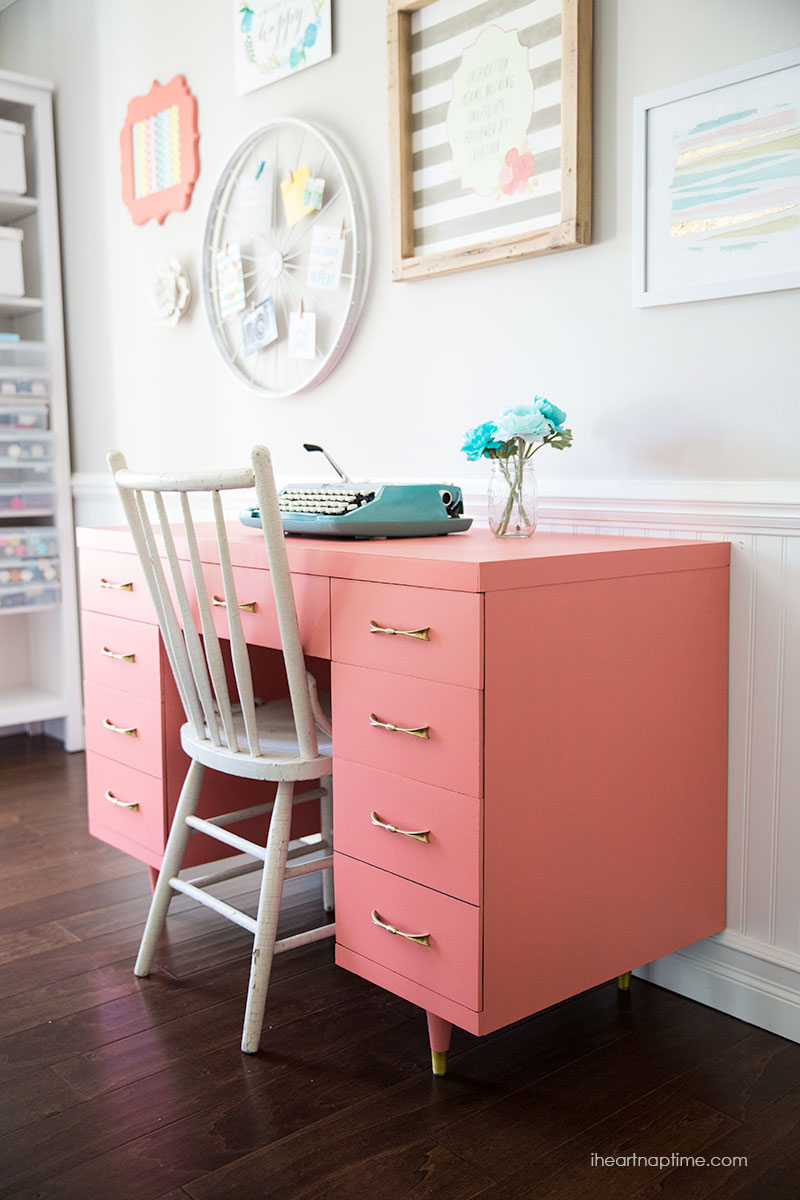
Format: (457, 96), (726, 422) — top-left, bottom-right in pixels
(73, 473), (800, 1043)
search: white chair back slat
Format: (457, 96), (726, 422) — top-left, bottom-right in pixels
(252, 446), (319, 760)
(180, 492), (239, 751)
(128, 486), (206, 737)
(212, 490), (261, 758)
(154, 492), (223, 748)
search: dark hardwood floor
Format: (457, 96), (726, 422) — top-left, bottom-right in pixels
(1, 734), (799, 1199)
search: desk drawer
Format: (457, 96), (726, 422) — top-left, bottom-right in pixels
(335, 853), (481, 1010)
(84, 679), (164, 776)
(331, 579), (483, 687)
(334, 760), (481, 904)
(86, 752), (165, 855)
(199, 563), (330, 658)
(332, 663), (483, 797)
(81, 610), (162, 698)
(79, 548), (156, 622)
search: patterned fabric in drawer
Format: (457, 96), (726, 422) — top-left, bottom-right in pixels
(334, 852), (481, 1010)
(81, 610), (161, 698)
(83, 679), (164, 776)
(331, 579), (483, 687)
(334, 759), (482, 904)
(86, 752), (165, 856)
(79, 548), (155, 622)
(332, 663), (483, 797)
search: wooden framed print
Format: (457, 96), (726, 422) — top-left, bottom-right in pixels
(120, 76), (199, 226)
(387, 0), (592, 281)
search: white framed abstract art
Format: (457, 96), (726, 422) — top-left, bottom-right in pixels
(234, 1), (332, 96)
(633, 47), (800, 307)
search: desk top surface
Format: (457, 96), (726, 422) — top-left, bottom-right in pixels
(78, 524), (730, 593)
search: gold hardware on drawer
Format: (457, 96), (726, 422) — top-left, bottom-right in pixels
(371, 909), (430, 946)
(101, 646), (136, 663)
(104, 789), (139, 811)
(369, 619), (430, 641)
(369, 713), (430, 739)
(212, 594), (257, 613)
(370, 811), (431, 843)
(99, 578), (133, 591)
(102, 717), (138, 737)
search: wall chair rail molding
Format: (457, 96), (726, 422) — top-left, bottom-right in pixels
(72, 470), (800, 1044)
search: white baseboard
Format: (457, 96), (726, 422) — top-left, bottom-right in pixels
(636, 932), (800, 1042)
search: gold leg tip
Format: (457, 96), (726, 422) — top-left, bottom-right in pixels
(431, 1050), (448, 1076)
(617, 971), (632, 991)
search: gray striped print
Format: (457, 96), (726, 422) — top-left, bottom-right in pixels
(412, 102), (560, 172)
(411, 0), (543, 55)
(411, 15), (562, 95)
(415, 190), (560, 248)
(414, 146), (560, 210)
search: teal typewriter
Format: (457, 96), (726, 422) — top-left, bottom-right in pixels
(240, 444), (473, 539)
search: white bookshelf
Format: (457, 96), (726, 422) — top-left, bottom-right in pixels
(0, 70), (83, 750)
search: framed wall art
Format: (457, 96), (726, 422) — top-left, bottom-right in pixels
(120, 76), (199, 226)
(633, 47), (800, 307)
(387, 0), (592, 281)
(235, 1), (333, 95)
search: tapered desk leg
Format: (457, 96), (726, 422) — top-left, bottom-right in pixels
(148, 866), (159, 893)
(617, 971), (632, 990)
(427, 1012), (452, 1077)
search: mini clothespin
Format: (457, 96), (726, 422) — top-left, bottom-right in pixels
(300, 297), (304, 316)
(255, 161), (265, 180)
(339, 217), (346, 238)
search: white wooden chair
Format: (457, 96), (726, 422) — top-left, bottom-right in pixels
(108, 444), (335, 1054)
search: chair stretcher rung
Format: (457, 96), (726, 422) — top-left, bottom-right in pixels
(284, 854), (334, 880)
(169, 877), (257, 934)
(274, 922), (336, 955)
(201, 787), (326, 829)
(185, 815), (267, 859)
(186, 857), (262, 888)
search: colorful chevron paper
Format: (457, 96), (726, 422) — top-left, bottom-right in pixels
(133, 104), (183, 200)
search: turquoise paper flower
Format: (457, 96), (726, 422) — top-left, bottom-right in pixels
(461, 421), (503, 460)
(495, 404), (551, 442)
(535, 396), (566, 432)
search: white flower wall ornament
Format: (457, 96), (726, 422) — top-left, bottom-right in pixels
(146, 258), (191, 327)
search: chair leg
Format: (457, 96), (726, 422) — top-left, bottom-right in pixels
(320, 775), (334, 913)
(241, 779), (295, 1054)
(134, 759), (205, 978)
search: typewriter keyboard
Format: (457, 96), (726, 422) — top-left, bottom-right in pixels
(278, 486), (377, 516)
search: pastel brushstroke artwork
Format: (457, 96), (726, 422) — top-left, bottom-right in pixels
(668, 102), (800, 252)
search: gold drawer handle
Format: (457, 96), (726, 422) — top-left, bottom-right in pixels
(102, 717), (138, 737)
(369, 713), (430, 740)
(370, 811), (430, 843)
(100, 577), (133, 591)
(101, 646), (136, 663)
(371, 909), (430, 947)
(369, 620), (430, 641)
(104, 789), (139, 812)
(212, 594), (257, 613)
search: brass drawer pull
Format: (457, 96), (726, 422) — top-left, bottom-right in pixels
(104, 789), (139, 811)
(99, 577), (133, 591)
(101, 646), (136, 663)
(369, 619), (430, 641)
(371, 909), (430, 947)
(371, 811), (431, 843)
(369, 713), (430, 740)
(102, 717), (138, 737)
(212, 594), (257, 613)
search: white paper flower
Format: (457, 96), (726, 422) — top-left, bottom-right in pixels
(146, 258), (191, 327)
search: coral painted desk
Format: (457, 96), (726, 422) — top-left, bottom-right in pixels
(77, 525), (730, 1062)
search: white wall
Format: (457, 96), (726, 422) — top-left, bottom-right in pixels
(2, 0), (799, 1040)
(1, 0), (799, 492)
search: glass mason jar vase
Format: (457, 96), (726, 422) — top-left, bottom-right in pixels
(487, 451), (537, 538)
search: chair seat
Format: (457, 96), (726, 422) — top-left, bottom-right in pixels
(180, 696), (333, 781)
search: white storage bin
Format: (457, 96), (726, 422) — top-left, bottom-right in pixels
(0, 401), (48, 429)
(0, 459), (54, 486)
(0, 527), (59, 558)
(0, 429), (52, 460)
(0, 118), (26, 196)
(0, 581), (60, 613)
(0, 226), (24, 296)
(0, 484), (55, 515)
(0, 555), (59, 586)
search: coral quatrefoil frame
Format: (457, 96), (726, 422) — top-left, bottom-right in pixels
(120, 75), (199, 226)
